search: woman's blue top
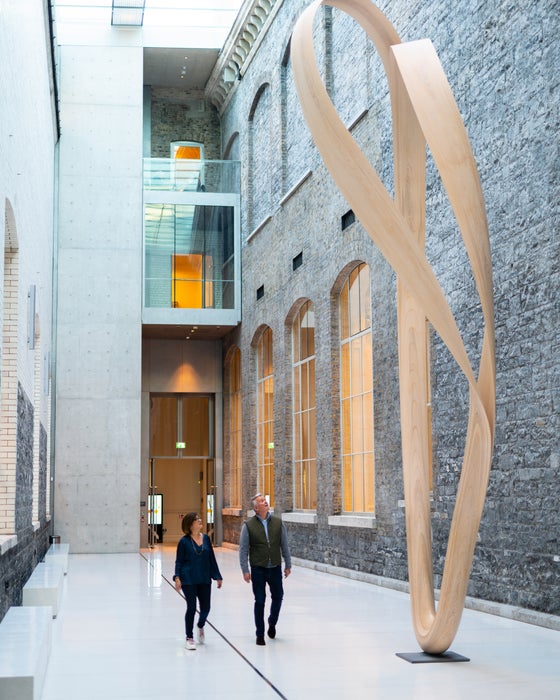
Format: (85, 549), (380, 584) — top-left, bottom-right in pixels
(174, 534), (222, 586)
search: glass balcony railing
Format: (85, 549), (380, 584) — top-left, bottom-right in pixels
(143, 158), (240, 194)
(143, 158), (241, 318)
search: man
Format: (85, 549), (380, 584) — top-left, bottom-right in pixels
(239, 493), (292, 645)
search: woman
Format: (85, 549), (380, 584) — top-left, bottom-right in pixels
(173, 512), (223, 650)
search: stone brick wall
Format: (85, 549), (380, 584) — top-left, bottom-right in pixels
(39, 425), (48, 522)
(150, 87), (222, 159)
(0, 384), (50, 620)
(15, 384), (34, 532)
(0, 522), (50, 622)
(220, 0), (559, 614)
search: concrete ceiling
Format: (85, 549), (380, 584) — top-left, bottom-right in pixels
(143, 47), (220, 91)
(142, 324), (236, 341)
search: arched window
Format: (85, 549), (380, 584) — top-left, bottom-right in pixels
(292, 301), (317, 510)
(257, 327), (274, 505)
(229, 347), (242, 508)
(339, 263), (374, 512)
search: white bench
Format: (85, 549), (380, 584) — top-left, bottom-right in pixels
(0, 605), (52, 700)
(22, 562), (64, 618)
(44, 542), (69, 574)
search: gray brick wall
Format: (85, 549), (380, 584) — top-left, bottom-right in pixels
(0, 523), (50, 621)
(150, 87), (221, 159)
(15, 384), (34, 532)
(0, 384), (50, 620)
(220, 0), (559, 615)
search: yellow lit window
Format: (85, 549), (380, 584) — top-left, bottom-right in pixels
(229, 348), (242, 507)
(292, 301), (317, 510)
(171, 254), (213, 308)
(340, 264), (374, 513)
(257, 327), (274, 506)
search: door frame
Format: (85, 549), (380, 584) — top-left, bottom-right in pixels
(143, 392), (222, 547)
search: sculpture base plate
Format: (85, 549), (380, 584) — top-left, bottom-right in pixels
(396, 650), (470, 664)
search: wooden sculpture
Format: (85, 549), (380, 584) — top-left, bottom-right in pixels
(291, 0), (496, 654)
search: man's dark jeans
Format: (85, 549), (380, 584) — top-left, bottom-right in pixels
(250, 565), (284, 637)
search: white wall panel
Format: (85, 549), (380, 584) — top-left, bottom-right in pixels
(55, 43), (144, 552)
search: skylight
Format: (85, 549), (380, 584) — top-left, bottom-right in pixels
(54, 0), (244, 46)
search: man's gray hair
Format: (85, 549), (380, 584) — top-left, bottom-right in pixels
(251, 492), (263, 509)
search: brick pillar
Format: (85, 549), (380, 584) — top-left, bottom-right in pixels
(0, 249), (19, 534)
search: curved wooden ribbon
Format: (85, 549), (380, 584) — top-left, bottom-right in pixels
(291, 0), (495, 654)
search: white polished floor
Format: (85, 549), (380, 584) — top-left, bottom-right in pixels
(42, 545), (560, 700)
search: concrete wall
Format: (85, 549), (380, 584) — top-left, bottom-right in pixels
(220, 0), (559, 614)
(54, 35), (144, 552)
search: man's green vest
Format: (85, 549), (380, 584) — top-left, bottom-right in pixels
(246, 515), (283, 567)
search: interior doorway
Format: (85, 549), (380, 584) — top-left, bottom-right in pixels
(148, 394), (216, 545)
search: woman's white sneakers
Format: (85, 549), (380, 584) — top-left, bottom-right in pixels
(185, 628), (204, 650)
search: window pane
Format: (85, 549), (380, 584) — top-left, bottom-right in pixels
(295, 461), (303, 508)
(145, 204), (234, 310)
(351, 395), (363, 453)
(309, 407), (316, 456)
(265, 377), (274, 415)
(341, 342), (350, 398)
(260, 425), (265, 463)
(351, 337), (362, 396)
(362, 334), (373, 393)
(294, 413), (302, 461)
(343, 456), (353, 511)
(264, 421), (271, 452)
(359, 264), (371, 331)
(309, 458), (317, 509)
(363, 390), (374, 453)
(301, 362), (309, 411)
(258, 383), (264, 423)
(309, 358), (316, 405)
(353, 454), (364, 512)
(340, 282), (349, 340)
(293, 364), (301, 413)
(260, 341), (265, 377)
(342, 398), (351, 454)
(265, 464), (274, 503)
(349, 267), (361, 336)
(293, 318), (300, 363)
(364, 452), (375, 512)
(301, 410), (309, 459)
(305, 306), (315, 357)
(300, 304), (308, 359)
(265, 328), (273, 375)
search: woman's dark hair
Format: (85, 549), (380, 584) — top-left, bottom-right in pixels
(182, 512), (200, 535)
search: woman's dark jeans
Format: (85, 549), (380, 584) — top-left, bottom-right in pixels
(181, 583), (211, 638)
